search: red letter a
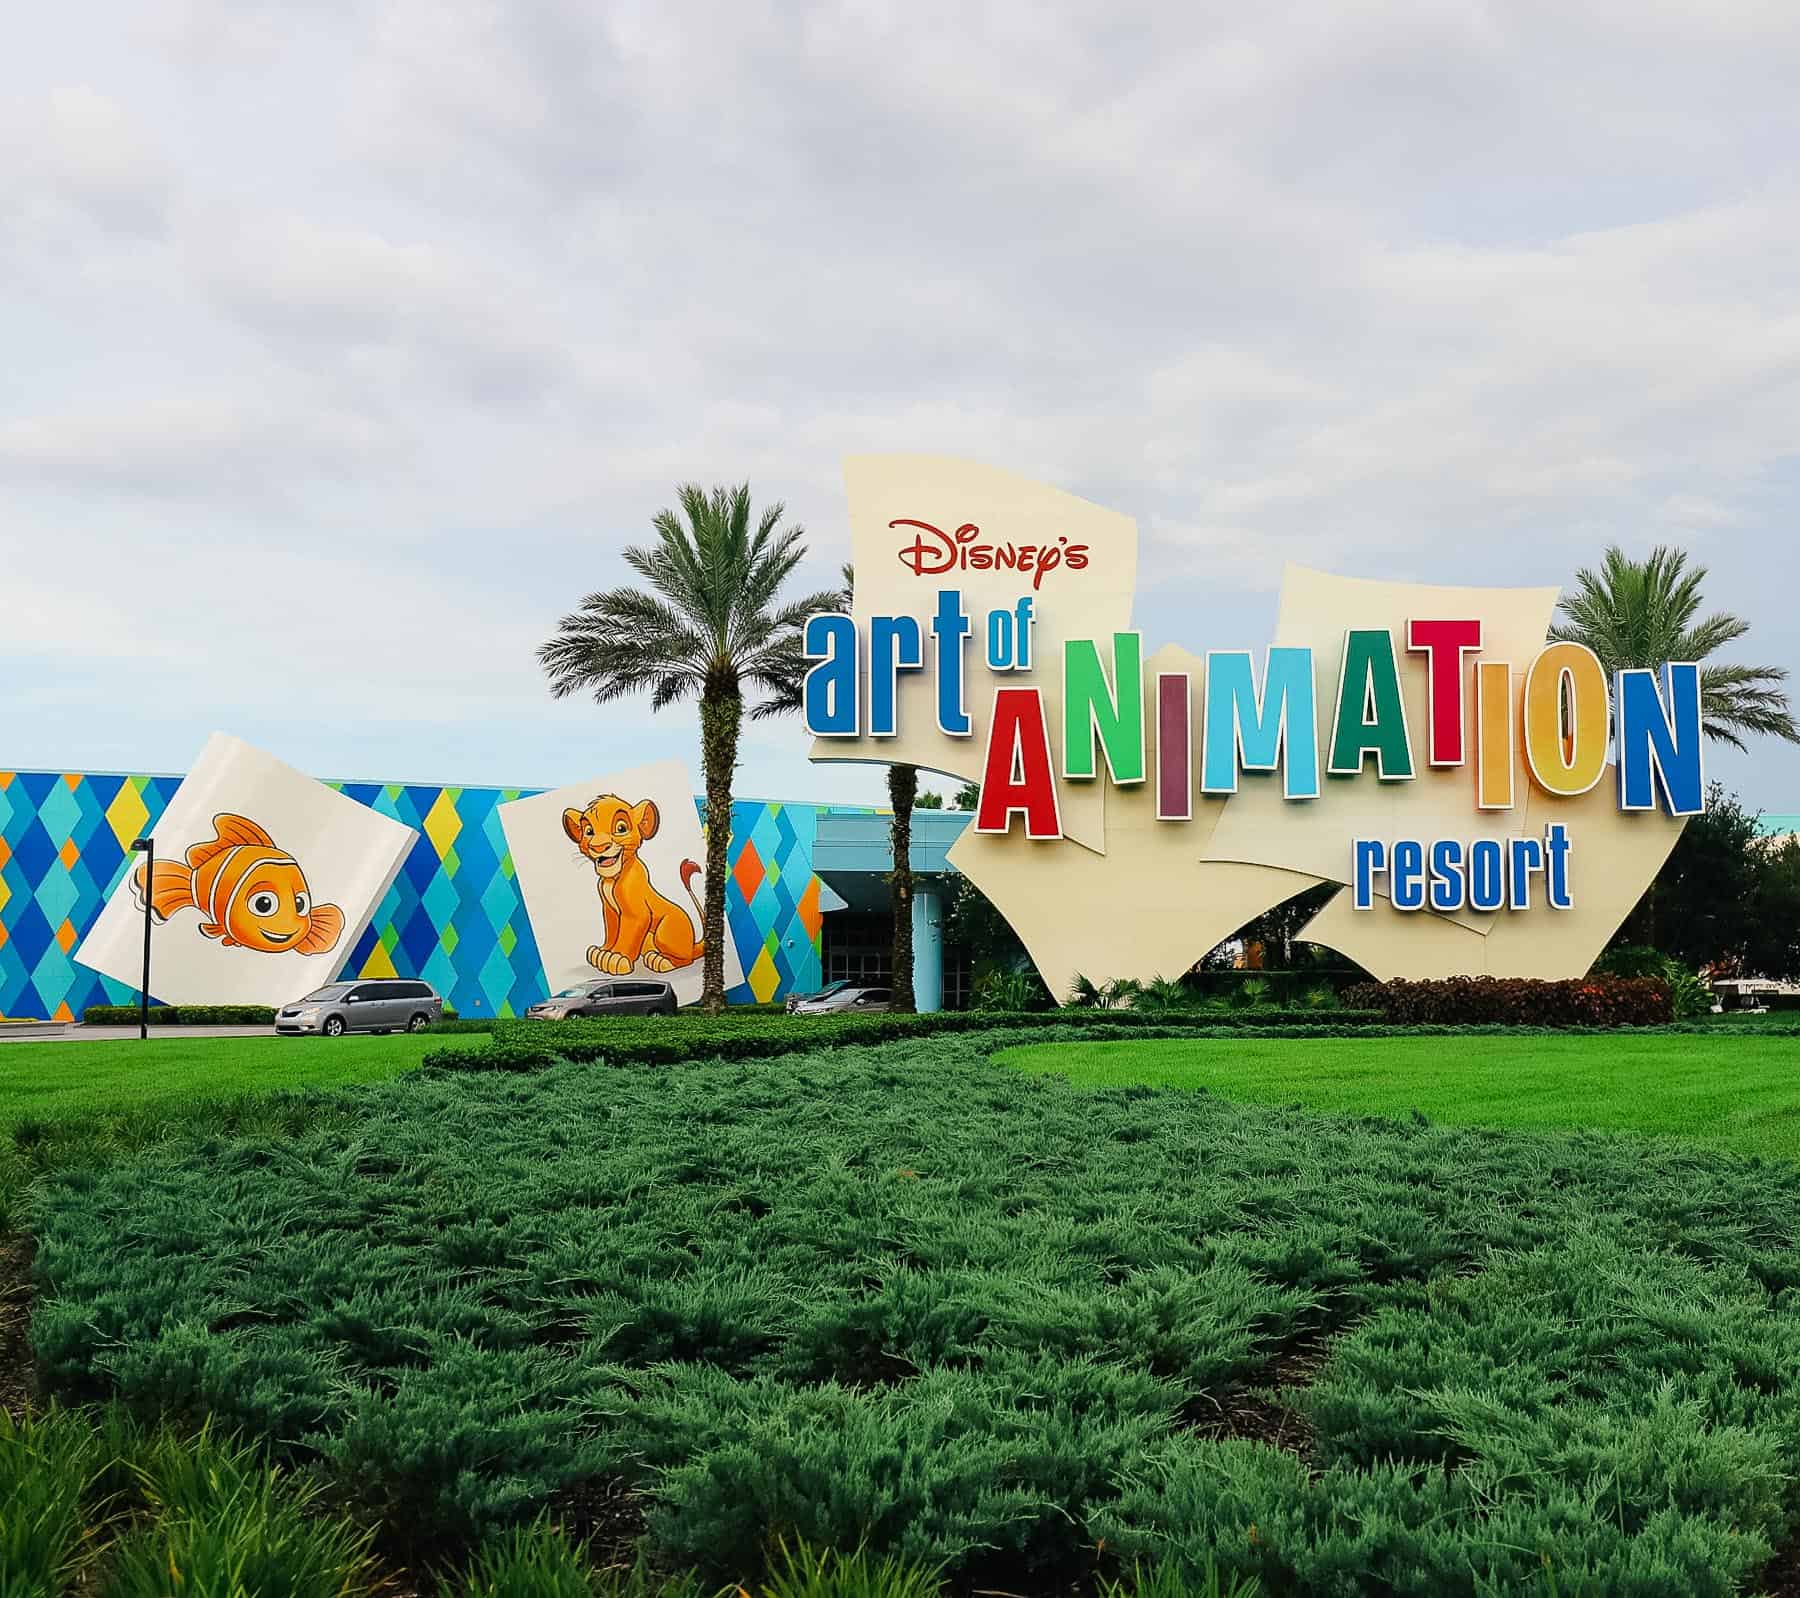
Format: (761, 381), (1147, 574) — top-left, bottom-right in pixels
(975, 688), (1063, 839)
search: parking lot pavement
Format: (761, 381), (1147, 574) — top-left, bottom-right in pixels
(0, 1024), (277, 1043)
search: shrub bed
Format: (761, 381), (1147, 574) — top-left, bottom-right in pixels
(8, 1405), (1052, 1598)
(1341, 974), (1673, 1026)
(31, 1029), (1800, 1593)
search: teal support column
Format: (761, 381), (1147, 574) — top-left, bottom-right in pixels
(912, 887), (944, 1013)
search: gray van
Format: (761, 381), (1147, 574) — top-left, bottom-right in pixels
(524, 978), (677, 1019)
(276, 980), (444, 1037)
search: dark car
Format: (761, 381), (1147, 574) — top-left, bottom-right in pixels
(276, 979), (444, 1037)
(525, 978), (677, 1019)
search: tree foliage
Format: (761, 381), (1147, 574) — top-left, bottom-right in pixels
(1617, 783), (1798, 978)
(1631, 783), (1762, 965)
(1744, 835), (1800, 981)
(538, 483), (837, 1011)
(1549, 543), (1798, 750)
(1200, 884), (1341, 973)
(943, 871), (1029, 970)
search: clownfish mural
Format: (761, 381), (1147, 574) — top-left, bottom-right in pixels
(132, 812), (346, 956)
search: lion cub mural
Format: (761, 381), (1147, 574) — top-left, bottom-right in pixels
(563, 795), (705, 974)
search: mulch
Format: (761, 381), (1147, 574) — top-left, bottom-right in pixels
(1761, 1538), (1800, 1598)
(1180, 1331), (1332, 1465)
(552, 1473), (650, 1566)
(0, 1232), (37, 1419)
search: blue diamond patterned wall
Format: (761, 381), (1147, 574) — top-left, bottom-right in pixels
(0, 770), (831, 1019)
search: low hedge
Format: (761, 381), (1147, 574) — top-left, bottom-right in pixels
(83, 1003), (467, 1026)
(421, 1007), (1375, 1072)
(421, 1007), (1383, 1072)
(82, 1004), (277, 1026)
(421, 1007), (1800, 1075)
(1342, 974), (1673, 1026)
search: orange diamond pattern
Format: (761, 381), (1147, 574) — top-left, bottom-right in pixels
(797, 876), (823, 943)
(56, 918), (76, 954)
(59, 838), (79, 871)
(732, 838), (765, 904)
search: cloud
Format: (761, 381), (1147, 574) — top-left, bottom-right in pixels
(0, 395), (396, 502)
(35, 86), (172, 237)
(2, 0), (1797, 809)
(199, 213), (575, 405)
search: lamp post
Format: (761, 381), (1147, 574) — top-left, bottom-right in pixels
(130, 837), (154, 1040)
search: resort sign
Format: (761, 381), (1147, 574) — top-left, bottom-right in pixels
(806, 456), (1696, 992)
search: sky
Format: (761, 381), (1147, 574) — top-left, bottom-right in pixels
(3, 0), (1798, 811)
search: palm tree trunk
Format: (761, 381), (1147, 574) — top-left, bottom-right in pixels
(888, 762), (917, 1013)
(699, 689), (741, 1015)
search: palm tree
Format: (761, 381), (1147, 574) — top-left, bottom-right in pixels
(1550, 545), (1798, 750)
(835, 562), (920, 1012)
(887, 761), (917, 1014)
(539, 484), (839, 1013)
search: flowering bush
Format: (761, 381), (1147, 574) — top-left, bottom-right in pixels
(1340, 974), (1673, 1026)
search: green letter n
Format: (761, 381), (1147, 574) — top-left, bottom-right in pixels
(1063, 632), (1145, 783)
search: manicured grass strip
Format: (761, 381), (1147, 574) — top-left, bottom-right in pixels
(0, 1033), (484, 1128)
(1705, 1008), (1800, 1027)
(998, 1033), (1800, 1160)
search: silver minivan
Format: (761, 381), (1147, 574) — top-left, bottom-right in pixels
(525, 978), (677, 1019)
(790, 984), (892, 1016)
(276, 979), (444, 1037)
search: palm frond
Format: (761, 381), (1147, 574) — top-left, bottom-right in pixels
(1552, 542), (1794, 747)
(537, 478), (839, 737)
(1679, 610), (1750, 660)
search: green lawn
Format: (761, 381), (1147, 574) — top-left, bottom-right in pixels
(1000, 1032), (1800, 1160)
(0, 1032), (480, 1127)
